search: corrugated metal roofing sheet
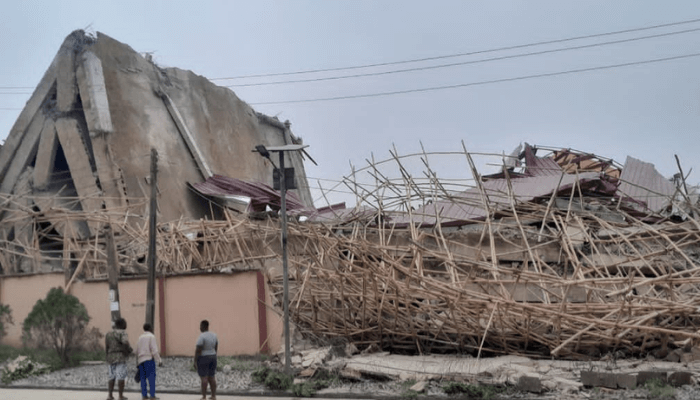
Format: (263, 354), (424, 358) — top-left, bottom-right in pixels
(617, 156), (676, 214)
(524, 145), (563, 177)
(191, 175), (306, 212)
(390, 171), (607, 227)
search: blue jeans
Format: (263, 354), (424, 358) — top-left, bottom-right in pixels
(138, 359), (156, 398)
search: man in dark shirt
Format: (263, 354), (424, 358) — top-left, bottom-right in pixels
(105, 318), (132, 400)
(194, 320), (218, 400)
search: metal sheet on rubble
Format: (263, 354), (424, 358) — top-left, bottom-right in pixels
(390, 172), (603, 227)
(617, 156), (676, 214)
(524, 147), (563, 177)
(191, 175), (306, 212)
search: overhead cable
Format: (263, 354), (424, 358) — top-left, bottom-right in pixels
(211, 17), (700, 80)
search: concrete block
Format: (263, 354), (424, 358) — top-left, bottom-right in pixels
(681, 347), (700, 363)
(517, 375), (542, 393)
(668, 371), (692, 387)
(340, 367), (361, 381)
(636, 371), (667, 386)
(580, 371), (616, 389)
(410, 380), (427, 393)
(615, 373), (637, 389)
(665, 349), (682, 363)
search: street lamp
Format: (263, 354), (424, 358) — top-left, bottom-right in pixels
(253, 143), (315, 375)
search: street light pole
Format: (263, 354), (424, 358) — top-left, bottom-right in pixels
(277, 150), (291, 375)
(252, 144), (315, 376)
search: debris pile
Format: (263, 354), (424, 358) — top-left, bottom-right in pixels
(266, 143), (700, 360)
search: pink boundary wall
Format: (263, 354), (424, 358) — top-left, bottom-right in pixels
(0, 272), (282, 356)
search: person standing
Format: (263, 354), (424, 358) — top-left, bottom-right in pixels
(105, 318), (132, 400)
(194, 320), (218, 400)
(136, 323), (162, 400)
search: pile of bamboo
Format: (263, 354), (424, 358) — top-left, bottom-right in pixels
(269, 145), (700, 359)
(1, 145), (700, 360)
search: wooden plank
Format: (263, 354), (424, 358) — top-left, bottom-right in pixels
(32, 119), (58, 190)
(0, 113), (47, 194)
(33, 188), (91, 239)
(54, 118), (103, 235)
(76, 51), (113, 135)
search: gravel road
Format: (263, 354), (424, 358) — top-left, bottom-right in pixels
(6, 356), (437, 397)
(7, 356), (700, 399)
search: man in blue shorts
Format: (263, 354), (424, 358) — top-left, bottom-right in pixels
(194, 320), (218, 400)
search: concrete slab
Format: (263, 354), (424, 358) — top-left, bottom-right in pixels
(0, 113), (46, 194)
(580, 371), (617, 389)
(0, 74), (55, 180)
(55, 118), (103, 235)
(637, 371), (667, 386)
(32, 119), (58, 190)
(56, 45), (76, 111)
(160, 90), (212, 179)
(76, 51), (113, 135)
(90, 134), (127, 211)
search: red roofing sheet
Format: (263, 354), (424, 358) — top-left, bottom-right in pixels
(191, 175), (306, 212)
(524, 145), (563, 177)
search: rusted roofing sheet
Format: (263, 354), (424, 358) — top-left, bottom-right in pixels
(617, 156), (676, 214)
(192, 175), (306, 212)
(390, 171), (609, 227)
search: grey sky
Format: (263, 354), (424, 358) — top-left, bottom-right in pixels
(2, 1), (699, 207)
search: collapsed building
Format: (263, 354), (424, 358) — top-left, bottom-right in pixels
(0, 30), (314, 355)
(0, 30), (312, 276)
(260, 143), (700, 360)
(1, 30), (699, 362)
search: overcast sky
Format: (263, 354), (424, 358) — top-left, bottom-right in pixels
(2, 1), (700, 207)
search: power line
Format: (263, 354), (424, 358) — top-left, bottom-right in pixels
(211, 17), (700, 81)
(226, 27), (700, 87)
(250, 52), (700, 105)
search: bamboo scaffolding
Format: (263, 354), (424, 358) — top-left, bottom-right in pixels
(1, 148), (700, 360)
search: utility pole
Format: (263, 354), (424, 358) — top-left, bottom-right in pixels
(252, 144), (315, 375)
(145, 148), (158, 328)
(277, 150), (290, 375)
(106, 224), (121, 327)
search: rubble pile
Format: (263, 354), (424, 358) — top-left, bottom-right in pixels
(268, 143), (700, 360)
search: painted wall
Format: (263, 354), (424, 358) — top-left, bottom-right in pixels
(0, 271), (282, 356)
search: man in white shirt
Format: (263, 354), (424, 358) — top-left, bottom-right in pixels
(136, 323), (162, 400)
(194, 320), (218, 400)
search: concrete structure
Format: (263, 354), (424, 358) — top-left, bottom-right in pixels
(0, 29), (313, 274)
